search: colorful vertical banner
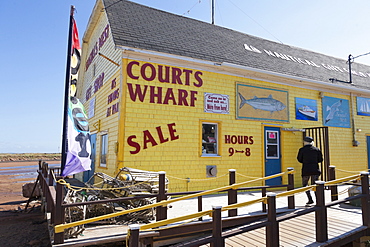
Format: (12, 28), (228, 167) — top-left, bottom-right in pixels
(63, 98), (91, 176)
(322, 96), (350, 128)
(62, 16), (91, 176)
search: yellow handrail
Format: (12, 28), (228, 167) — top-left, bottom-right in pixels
(55, 170), (293, 233)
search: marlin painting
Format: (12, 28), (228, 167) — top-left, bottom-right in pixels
(238, 93), (286, 113)
(325, 100), (342, 123)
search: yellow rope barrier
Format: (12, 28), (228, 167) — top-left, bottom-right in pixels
(275, 185), (315, 198)
(235, 172), (262, 179)
(324, 174), (360, 186)
(166, 172), (228, 181)
(56, 175), (159, 192)
(335, 168), (363, 174)
(140, 210), (213, 230)
(54, 170), (293, 233)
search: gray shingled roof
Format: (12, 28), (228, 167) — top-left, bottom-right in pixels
(103, 0), (370, 90)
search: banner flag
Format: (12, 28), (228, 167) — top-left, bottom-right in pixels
(62, 97), (91, 176)
(61, 15), (91, 177)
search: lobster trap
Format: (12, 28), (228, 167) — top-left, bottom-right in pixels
(63, 167), (169, 239)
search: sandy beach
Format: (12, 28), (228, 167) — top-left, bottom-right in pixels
(0, 160), (61, 246)
(0, 160), (60, 211)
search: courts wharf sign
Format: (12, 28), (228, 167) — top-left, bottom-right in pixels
(244, 44), (370, 78)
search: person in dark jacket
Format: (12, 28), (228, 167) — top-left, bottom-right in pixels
(297, 136), (323, 205)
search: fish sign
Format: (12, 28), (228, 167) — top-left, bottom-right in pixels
(322, 96), (350, 128)
(238, 93), (286, 113)
(236, 83), (289, 122)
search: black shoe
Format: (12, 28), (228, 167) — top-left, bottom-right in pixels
(306, 200), (314, 205)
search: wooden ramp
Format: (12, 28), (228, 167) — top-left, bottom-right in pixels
(200, 204), (365, 247)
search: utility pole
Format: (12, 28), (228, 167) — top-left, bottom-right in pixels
(211, 0), (215, 24)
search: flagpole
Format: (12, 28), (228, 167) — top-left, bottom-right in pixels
(61, 5), (75, 175)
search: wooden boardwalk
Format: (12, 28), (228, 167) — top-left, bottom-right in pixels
(200, 204), (365, 247)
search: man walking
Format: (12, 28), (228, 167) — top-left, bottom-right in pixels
(297, 136), (323, 205)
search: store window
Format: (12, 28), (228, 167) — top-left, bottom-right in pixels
(100, 134), (108, 167)
(202, 122), (219, 156)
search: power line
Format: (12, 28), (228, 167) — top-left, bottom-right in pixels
(225, 0), (284, 44)
(183, 0), (202, 16)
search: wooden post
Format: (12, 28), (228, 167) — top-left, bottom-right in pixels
(262, 187), (267, 212)
(128, 224), (140, 247)
(328, 166), (338, 201)
(41, 162), (48, 213)
(198, 196), (203, 221)
(156, 171), (167, 221)
(46, 168), (54, 214)
(315, 181), (328, 242)
(266, 193), (279, 247)
(287, 167), (295, 209)
(54, 178), (65, 244)
(210, 206), (224, 247)
(361, 172), (370, 227)
(228, 169), (237, 217)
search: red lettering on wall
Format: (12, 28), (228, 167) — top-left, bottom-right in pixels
(127, 123), (179, 154)
(225, 135), (254, 144)
(127, 83), (148, 102)
(143, 130), (158, 149)
(194, 71), (203, 87)
(126, 61), (203, 88)
(149, 86), (162, 104)
(168, 123), (179, 140)
(163, 88), (176, 105)
(141, 63), (156, 81)
(127, 83), (198, 107)
(127, 135), (140, 154)
(178, 89), (189, 106)
(171, 67), (182, 85)
(158, 65), (170, 83)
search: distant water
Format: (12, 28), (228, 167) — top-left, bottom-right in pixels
(0, 164), (60, 183)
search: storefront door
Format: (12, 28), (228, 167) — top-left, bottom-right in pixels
(264, 126), (282, 185)
(83, 133), (96, 183)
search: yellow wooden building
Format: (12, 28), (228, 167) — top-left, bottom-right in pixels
(76, 0), (370, 192)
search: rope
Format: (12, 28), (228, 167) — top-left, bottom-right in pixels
(56, 175), (159, 192)
(335, 168), (363, 174)
(166, 172), (228, 181)
(140, 210), (212, 231)
(55, 171), (293, 233)
(235, 172), (262, 179)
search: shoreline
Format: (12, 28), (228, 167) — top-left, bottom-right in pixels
(0, 160), (60, 211)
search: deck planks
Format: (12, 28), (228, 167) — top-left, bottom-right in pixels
(221, 206), (363, 247)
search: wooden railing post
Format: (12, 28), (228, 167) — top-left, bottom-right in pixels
(360, 172), (370, 227)
(128, 224), (140, 247)
(315, 181), (328, 242)
(156, 171), (167, 221)
(228, 169), (237, 217)
(211, 206), (224, 247)
(266, 192), (279, 247)
(328, 166), (338, 201)
(54, 177), (65, 244)
(262, 187), (267, 212)
(46, 168), (54, 214)
(198, 196), (203, 221)
(287, 167), (295, 209)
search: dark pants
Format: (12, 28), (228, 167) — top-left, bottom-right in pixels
(302, 175), (320, 202)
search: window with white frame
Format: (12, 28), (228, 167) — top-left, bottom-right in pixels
(202, 122), (219, 156)
(100, 134), (108, 167)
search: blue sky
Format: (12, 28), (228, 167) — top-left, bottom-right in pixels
(1, 0), (370, 153)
